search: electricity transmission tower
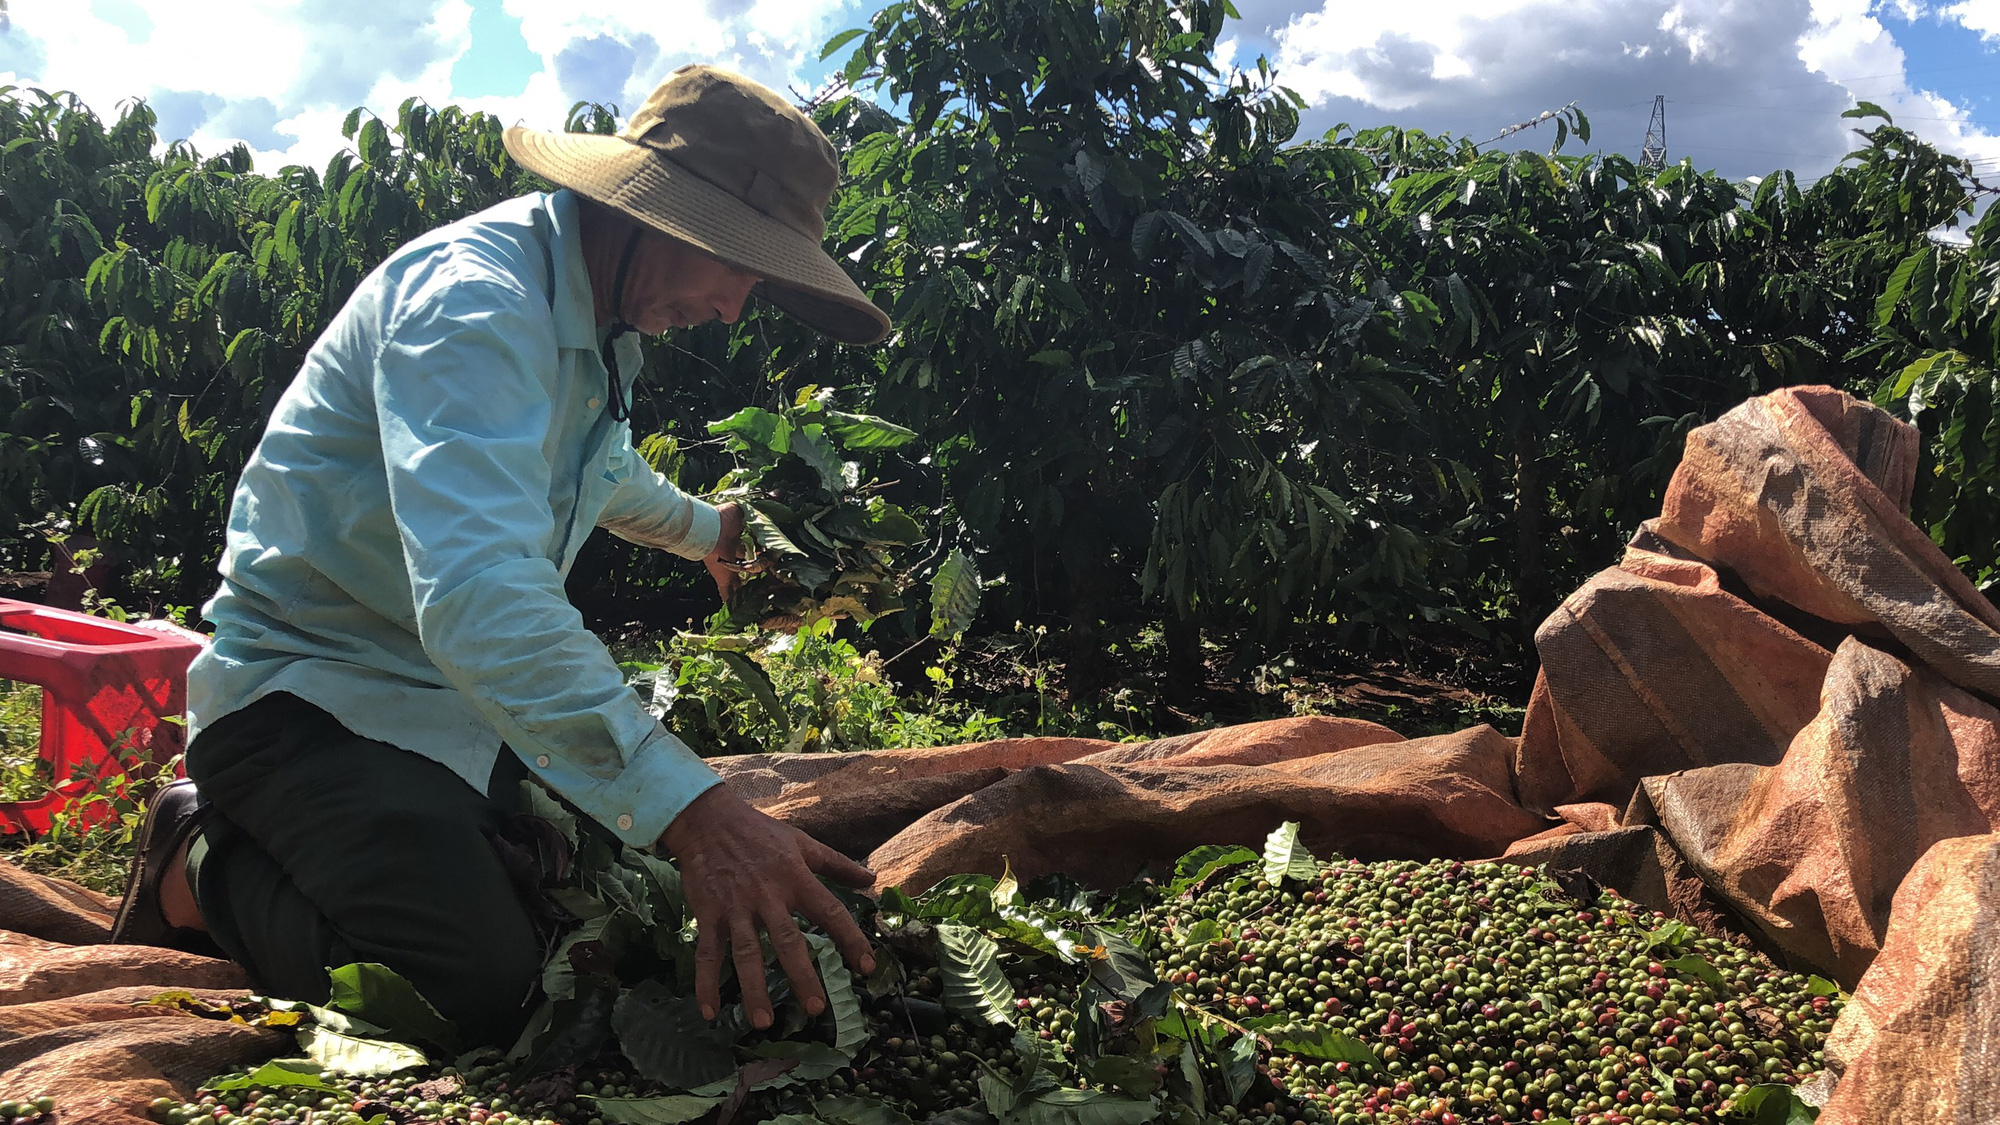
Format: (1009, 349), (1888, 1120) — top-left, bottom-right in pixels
(1639, 95), (1668, 171)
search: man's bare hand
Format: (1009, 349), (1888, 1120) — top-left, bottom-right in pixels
(659, 784), (876, 1028)
(702, 502), (751, 602)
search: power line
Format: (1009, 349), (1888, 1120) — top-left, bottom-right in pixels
(1673, 142), (1859, 159)
(1720, 59), (2000, 96)
(1668, 97), (2000, 125)
(1478, 101), (1580, 146)
(1675, 142), (2000, 169)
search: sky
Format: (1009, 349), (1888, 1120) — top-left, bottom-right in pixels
(1, 0), (1996, 193)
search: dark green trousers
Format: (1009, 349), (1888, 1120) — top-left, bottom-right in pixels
(185, 691), (544, 1044)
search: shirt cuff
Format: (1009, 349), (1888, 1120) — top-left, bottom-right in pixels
(677, 498), (724, 560)
(531, 725), (723, 848)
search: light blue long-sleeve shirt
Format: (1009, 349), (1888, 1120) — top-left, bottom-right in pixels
(186, 189), (724, 847)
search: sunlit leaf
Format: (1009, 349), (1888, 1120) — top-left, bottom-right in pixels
(1261, 822), (1317, 885)
(1169, 845), (1257, 894)
(807, 934), (869, 1055)
(326, 963), (457, 1050)
(206, 1060), (337, 1093)
(296, 1026), (428, 1077)
(930, 549), (981, 639)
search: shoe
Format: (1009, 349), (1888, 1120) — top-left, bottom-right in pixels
(109, 777), (220, 954)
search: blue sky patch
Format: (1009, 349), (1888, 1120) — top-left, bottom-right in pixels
(553, 33), (659, 113)
(149, 89), (223, 143)
(1879, 6), (1999, 133)
(451, 0), (541, 99)
(0, 17), (45, 80)
(89, 0), (153, 43)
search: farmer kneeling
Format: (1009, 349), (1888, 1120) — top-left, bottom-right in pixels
(107, 66), (888, 1043)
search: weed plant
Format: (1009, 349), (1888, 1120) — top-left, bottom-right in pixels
(1, 679), (46, 803)
(0, 747), (158, 894)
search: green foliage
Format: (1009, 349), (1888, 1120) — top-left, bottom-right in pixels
(589, 1094), (725, 1125)
(1868, 191), (2000, 589)
(297, 1024), (430, 1077)
(820, 0), (1436, 673)
(1167, 845), (1257, 895)
(928, 549), (981, 641)
(1663, 953), (1728, 987)
(203, 1061), (336, 1093)
(0, 680), (44, 803)
(1, 90), (548, 595)
(709, 386), (937, 629)
(0, 740), (162, 894)
(933, 923), (1017, 1026)
(0, 89), (161, 571)
(807, 935), (869, 1054)
(1256, 1025), (1376, 1068)
(811, 0), (1999, 673)
(326, 963), (459, 1051)
(1729, 1083), (1820, 1124)
(2, 0), (1995, 686)
(611, 981), (739, 1090)
(619, 620), (1001, 758)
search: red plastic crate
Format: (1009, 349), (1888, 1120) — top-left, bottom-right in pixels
(0, 598), (205, 835)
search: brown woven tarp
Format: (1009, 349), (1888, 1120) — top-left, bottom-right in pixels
(1817, 832), (2000, 1124)
(0, 864), (285, 1125)
(5, 384), (1997, 1123)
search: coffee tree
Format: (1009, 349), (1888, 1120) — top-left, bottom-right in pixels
(1842, 109), (1999, 587)
(74, 99), (548, 590)
(1, 0), (1994, 693)
(820, 0), (1459, 688)
(0, 90), (161, 571)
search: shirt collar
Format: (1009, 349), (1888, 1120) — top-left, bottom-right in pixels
(545, 190), (600, 352)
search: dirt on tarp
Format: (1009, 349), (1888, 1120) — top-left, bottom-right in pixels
(4, 385), (1999, 1124)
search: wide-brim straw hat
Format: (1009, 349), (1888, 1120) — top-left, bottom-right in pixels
(503, 65), (890, 346)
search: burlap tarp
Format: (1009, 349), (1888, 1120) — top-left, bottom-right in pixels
(0, 867), (287, 1125)
(1818, 832), (2000, 1122)
(5, 385), (1997, 1123)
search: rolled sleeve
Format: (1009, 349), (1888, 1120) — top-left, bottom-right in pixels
(373, 277), (721, 842)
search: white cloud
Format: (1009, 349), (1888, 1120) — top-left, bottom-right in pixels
(0, 0), (864, 173)
(505, 0), (860, 116)
(1942, 0), (2000, 38)
(1802, 0), (2000, 179)
(2, 0), (1988, 192)
(1263, 0), (1999, 186)
(0, 0), (470, 168)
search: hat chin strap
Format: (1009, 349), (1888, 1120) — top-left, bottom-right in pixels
(600, 229), (642, 423)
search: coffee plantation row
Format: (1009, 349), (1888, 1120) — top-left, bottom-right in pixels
(5, 0), (1995, 695)
(82, 824), (1833, 1125)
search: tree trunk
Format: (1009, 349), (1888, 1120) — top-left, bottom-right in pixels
(1061, 530), (1112, 700)
(1164, 611), (1203, 701)
(1513, 426), (1549, 646)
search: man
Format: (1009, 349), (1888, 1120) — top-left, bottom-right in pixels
(107, 66), (891, 1043)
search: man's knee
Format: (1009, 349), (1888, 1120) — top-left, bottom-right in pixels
(399, 911), (544, 1046)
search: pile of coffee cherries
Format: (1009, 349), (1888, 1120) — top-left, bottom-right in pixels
(1143, 858), (1837, 1125)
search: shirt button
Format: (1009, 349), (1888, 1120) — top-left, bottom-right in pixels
(536, 754), (551, 768)
(587, 396), (602, 409)
(616, 814), (634, 832)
